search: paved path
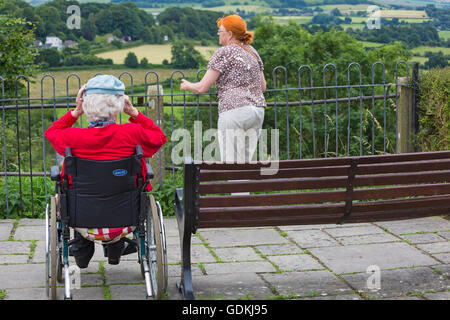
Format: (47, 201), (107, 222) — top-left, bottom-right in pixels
(0, 216), (449, 300)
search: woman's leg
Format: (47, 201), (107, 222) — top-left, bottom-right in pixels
(71, 231), (95, 268)
(218, 106), (264, 163)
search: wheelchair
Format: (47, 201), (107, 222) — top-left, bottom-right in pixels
(45, 145), (168, 300)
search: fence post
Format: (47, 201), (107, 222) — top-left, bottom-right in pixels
(147, 85), (165, 187)
(412, 62), (420, 152)
(397, 77), (414, 153)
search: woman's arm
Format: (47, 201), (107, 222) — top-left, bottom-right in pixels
(71, 84), (86, 119)
(261, 71), (266, 93)
(180, 69), (221, 94)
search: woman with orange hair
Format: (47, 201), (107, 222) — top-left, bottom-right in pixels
(180, 14), (266, 163)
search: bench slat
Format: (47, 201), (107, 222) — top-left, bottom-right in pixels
(199, 176), (349, 194)
(198, 206), (448, 228)
(199, 159), (450, 181)
(199, 183), (450, 207)
(199, 170), (450, 194)
(357, 158), (450, 175)
(200, 165), (349, 181)
(355, 170), (450, 187)
(197, 195), (450, 228)
(353, 183), (450, 201)
(199, 150), (450, 170)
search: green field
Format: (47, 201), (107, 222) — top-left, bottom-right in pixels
(96, 44), (219, 65)
(439, 31), (450, 40)
(411, 46), (450, 56)
(273, 16), (313, 25)
(31, 68), (199, 98)
(371, 0), (446, 7)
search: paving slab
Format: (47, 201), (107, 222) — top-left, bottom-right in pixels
(262, 270), (353, 298)
(423, 291), (450, 300)
(213, 247), (263, 262)
(104, 260), (143, 284)
(0, 255), (29, 264)
(266, 254), (324, 272)
(416, 242), (450, 254)
(192, 273), (273, 300)
(13, 226), (46, 241)
(0, 241), (31, 255)
(0, 264), (45, 289)
(341, 267), (450, 299)
(286, 229), (340, 248)
(400, 233), (447, 244)
(323, 225), (385, 237)
(199, 228), (288, 247)
(255, 244), (304, 256)
(309, 242), (438, 274)
(374, 217), (450, 235)
(433, 253), (450, 263)
(203, 261), (276, 275)
(4, 288), (48, 300)
(336, 233), (399, 245)
(0, 223), (13, 241)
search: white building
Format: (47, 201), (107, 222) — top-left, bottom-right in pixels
(45, 36), (63, 50)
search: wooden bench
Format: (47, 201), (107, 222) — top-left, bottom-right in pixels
(174, 151), (450, 299)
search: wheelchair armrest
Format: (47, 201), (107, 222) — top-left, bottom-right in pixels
(50, 166), (60, 182)
(175, 188), (183, 204)
(146, 162), (154, 180)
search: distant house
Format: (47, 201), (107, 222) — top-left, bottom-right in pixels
(106, 35), (119, 43)
(107, 35), (131, 43)
(33, 40), (43, 48)
(63, 40), (78, 48)
(45, 36), (63, 50)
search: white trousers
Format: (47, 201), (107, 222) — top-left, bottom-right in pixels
(217, 105), (265, 163)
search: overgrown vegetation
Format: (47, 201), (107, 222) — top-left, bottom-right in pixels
(416, 66), (450, 151)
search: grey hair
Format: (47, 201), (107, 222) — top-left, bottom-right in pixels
(82, 93), (124, 123)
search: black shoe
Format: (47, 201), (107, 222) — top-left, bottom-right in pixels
(122, 241), (137, 256)
(72, 245), (95, 269)
(71, 233), (95, 269)
(107, 239), (124, 265)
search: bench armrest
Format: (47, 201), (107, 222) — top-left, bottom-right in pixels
(50, 166), (60, 182)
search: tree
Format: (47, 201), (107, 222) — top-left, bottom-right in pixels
(35, 48), (62, 67)
(170, 41), (206, 69)
(124, 52), (139, 68)
(424, 52), (449, 69)
(140, 57), (149, 68)
(95, 8), (114, 34)
(0, 9), (37, 96)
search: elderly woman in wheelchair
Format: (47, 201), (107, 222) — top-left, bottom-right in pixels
(44, 75), (168, 299)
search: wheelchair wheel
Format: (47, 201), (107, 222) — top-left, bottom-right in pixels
(156, 201), (168, 293)
(140, 194), (165, 300)
(45, 196), (57, 300)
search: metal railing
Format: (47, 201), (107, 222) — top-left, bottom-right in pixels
(0, 61), (418, 218)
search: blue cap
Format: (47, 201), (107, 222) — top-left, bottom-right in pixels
(85, 75), (125, 95)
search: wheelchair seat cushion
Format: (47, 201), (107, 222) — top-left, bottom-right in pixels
(74, 226), (135, 244)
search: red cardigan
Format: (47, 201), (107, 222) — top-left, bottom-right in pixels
(45, 110), (167, 191)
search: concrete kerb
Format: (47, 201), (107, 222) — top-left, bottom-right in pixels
(0, 216), (449, 300)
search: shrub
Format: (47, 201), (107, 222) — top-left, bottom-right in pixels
(124, 52), (139, 68)
(151, 169), (183, 217)
(0, 176), (52, 219)
(416, 66), (450, 151)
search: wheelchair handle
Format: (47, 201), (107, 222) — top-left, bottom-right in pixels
(65, 147), (72, 157)
(135, 145), (143, 158)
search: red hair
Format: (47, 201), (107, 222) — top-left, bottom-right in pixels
(217, 14), (254, 45)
